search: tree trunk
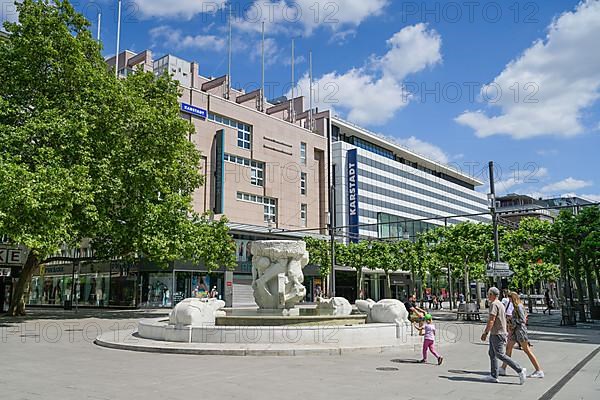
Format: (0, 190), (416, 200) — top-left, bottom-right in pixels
(573, 262), (587, 322)
(356, 268), (364, 301)
(584, 259), (595, 312)
(7, 251), (40, 316)
(464, 264), (470, 303)
(384, 271), (392, 299)
(594, 261), (600, 302)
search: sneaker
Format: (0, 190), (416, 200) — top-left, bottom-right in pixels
(519, 368), (527, 385)
(498, 367), (507, 376)
(418, 359), (426, 363)
(437, 356), (444, 366)
(482, 375), (499, 383)
(529, 370), (544, 379)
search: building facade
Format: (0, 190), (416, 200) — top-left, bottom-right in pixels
(25, 49), (331, 309)
(331, 118), (490, 301)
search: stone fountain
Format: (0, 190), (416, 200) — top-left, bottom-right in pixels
(94, 241), (441, 356)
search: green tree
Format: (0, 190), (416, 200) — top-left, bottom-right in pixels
(0, 0), (236, 316)
(441, 223), (493, 302)
(501, 218), (558, 298)
(303, 237), (332, 278)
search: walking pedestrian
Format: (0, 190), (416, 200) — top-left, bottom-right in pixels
(543, 289), (552, 315)
(480, 287), (527, 384)
(419, 314), (443, 365)
(500, 292), (544, 378)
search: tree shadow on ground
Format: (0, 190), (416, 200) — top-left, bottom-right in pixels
(0, 309), (170, 323)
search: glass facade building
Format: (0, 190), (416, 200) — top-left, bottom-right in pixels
(331, 118), (491, 301)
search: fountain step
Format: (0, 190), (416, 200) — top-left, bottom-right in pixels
(94, 329), (442, 357)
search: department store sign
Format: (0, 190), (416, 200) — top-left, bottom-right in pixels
(180, 102), (207, 119)
(0, 246), (28, 267)
(347, 149), (359, 243)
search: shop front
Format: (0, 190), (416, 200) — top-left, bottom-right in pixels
(26, 261), (226, 309)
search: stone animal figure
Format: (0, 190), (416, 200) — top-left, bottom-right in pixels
(316, 297), (353, 316)
(169, 298), (226, 326)
(355, 299), (409, 324)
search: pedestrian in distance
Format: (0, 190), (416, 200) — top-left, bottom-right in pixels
(543, 289), (553, 315)
(418, 314), (443, 365)
(480, 287), (527, 385)
(500, 291), (544, 378)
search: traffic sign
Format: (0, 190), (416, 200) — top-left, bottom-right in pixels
(486, 269), (514, 278)
(488, 261), (510, 270)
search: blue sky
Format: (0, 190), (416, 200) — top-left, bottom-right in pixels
(3, 0), (599, 201)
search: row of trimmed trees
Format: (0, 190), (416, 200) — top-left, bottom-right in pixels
(305, 207), (600, 314)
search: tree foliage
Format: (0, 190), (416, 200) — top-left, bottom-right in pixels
(0, 0), (236, 315)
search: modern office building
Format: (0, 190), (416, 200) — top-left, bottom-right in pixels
(496, 194), (557, 225)
(496, 194), (594, 226)
(331, 118), (491, 301)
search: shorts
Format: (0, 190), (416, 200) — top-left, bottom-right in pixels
(410, 313), (424, 323)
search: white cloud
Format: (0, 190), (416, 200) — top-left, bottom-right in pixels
(237, 0), (389, 36)
(293, 23), (442, 126)
(394, 136), (450, 164)
(379, 24), (442, 80)
(496, 167), (549, 194)
(536, 149), (558, 156)
(456, 0), (600, 139)
(149, 26), (227, 52)
(132, 0), (227, 20)
(540, 177), (593, 193)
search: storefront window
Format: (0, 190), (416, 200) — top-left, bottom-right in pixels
(143, 272), (173, 308)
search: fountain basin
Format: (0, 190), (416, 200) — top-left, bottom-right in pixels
(137, 317), (402, 346)
(215, 308), (367, 326)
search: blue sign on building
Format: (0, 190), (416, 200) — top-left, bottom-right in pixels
(180, 102), (208, 119)
(347, 149), (359, 243)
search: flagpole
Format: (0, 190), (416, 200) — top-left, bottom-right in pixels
(291, 38), (295, 123)
(97, 12), (101, 42)
(261, 21), (265, 112)
(227, 3), (232, 99)
(114, 1), (122, 78)
(309, 50), (313, 131)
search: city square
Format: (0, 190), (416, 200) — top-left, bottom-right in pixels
(1, 308), (599, 399)
(1, 1), (600, 399)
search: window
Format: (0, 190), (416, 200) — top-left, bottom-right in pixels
(251, 164), (264, 187)
(300, 142), (307, 165)
(236, 192), (277, 224)
(300, 172), (307, 195)
(238, 130), (251, 150)
(300, 204), (307, 227)
(208, 113), (252, 150)
(225, 154), (264, 186)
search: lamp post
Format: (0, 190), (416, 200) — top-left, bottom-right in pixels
(444, 217), (454, 310)
(488, 161), (501, 290)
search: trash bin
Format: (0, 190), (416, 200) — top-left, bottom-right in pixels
(64, 300), (72, 310)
